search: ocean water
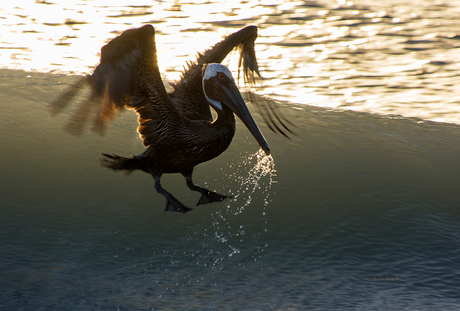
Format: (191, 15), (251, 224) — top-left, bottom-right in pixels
(1, 1), (460, 310)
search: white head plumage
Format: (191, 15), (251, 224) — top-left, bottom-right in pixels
(202, 63), (235, 110)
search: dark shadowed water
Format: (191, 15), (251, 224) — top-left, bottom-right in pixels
(2, 1), (460, 310)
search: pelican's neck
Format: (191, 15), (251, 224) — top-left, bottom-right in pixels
(191, 103), (235, 163)
(211, 104), (235, 129)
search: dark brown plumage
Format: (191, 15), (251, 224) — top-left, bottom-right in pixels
(50, 25), (293, 212)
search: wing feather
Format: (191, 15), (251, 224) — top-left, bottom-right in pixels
(51, 24), (295, 141)
(171, 25), (296, 138)
(170, 26), (259, 122)
(50, 24), (178, 141)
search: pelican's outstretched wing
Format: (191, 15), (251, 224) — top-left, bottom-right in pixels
(50, 24), (295, 138)
(171, 25), (296, 138)
(125, 26), (182, 147)
(49, 25), (176, 136)
(169, 26), (258, 122)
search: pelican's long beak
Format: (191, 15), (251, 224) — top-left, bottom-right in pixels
(219, 81), (271, 156)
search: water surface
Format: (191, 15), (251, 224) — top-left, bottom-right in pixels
(1, 1), (460, 310)
(2, 0), (460, 121)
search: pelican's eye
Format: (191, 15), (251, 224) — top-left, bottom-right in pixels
(217, 71), (229, 82)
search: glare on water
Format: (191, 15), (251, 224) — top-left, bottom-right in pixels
(2, 0), (460, 123)
(2, 1), (460, 309)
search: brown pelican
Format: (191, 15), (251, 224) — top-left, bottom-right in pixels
(50, 24), (293, 212)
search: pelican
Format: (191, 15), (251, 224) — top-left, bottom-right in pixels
(50, 25), (293, 212)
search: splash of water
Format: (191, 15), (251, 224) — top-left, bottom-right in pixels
(228, 149), (276, 215)
(183, 149), (276, 268)
(207, 149), (276, 262)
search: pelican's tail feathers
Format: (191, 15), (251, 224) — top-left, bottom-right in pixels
(100, 153), (148, 174)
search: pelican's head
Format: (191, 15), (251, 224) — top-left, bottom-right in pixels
(202, 63), (270, 156)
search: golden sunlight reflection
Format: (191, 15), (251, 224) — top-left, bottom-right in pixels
(2, 0), (460, 123)
(1, 0), (285, 77)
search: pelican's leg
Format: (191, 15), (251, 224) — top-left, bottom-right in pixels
(153, 175), (191, 213)
(182, 171), (231, 206)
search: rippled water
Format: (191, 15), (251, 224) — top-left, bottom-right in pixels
(2, 1), (460, 310)
(2, 0), (460, 122)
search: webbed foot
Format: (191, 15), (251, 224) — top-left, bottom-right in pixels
(197, 190), (231, 206)
(182, 171), (231, 208)
(154, 175), (191, 213)
(165, 200), (192, 213)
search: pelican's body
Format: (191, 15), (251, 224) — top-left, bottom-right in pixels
(51, 24), (291, 212)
